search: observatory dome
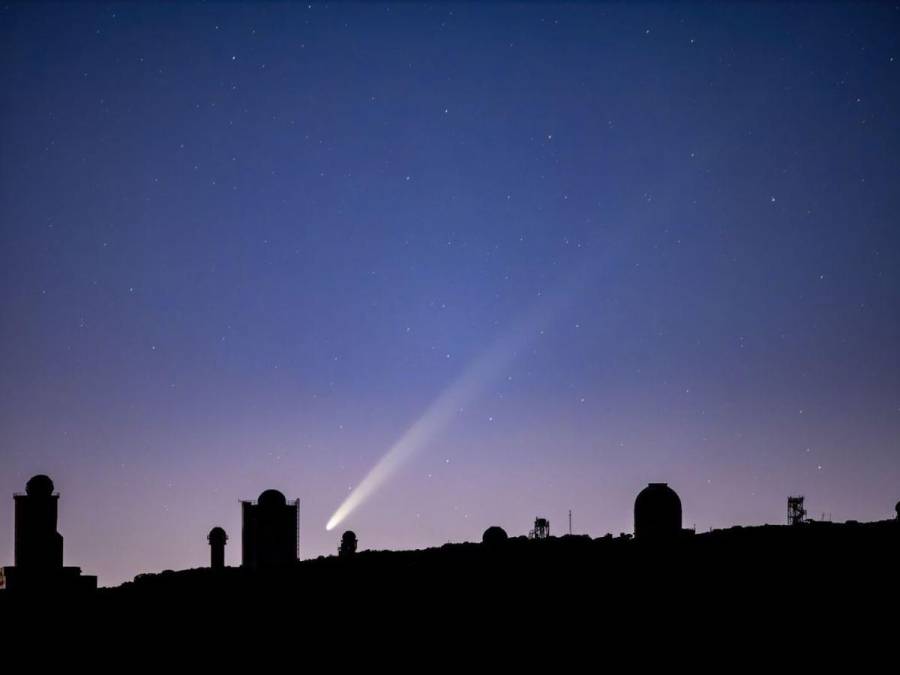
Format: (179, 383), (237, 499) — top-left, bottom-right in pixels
(482, 526), (509, 545)
(25, 474), (55, 497)
(634, 483), (682, 540)
(258, 489), (287, 507)
(339, 530), (358, 556)
(208, 526), (228, 544)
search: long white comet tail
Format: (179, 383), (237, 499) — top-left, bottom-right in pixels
(325, 341), (519, 531)
(324, 263), (596, 532)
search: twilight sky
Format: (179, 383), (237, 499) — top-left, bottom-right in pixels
(1, 1), (899, 587)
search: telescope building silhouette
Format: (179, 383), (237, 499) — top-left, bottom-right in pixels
(241, 489), (299, 569)
(1, 475), (96, 593)
(634, 483), (683, 540)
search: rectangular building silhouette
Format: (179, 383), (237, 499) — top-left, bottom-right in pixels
(241, 489), (299, 569)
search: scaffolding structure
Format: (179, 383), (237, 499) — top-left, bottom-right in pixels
(787, 496), (807, 526)
(529, 517), (550, 540)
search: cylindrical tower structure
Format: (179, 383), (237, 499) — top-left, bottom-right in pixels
(208, 526), (228, 570)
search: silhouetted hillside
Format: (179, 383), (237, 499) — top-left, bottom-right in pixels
(3, 520), (897, 651)
(79, 519), (897, 617)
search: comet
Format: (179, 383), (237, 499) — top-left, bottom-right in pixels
(325, 283), (577, 532)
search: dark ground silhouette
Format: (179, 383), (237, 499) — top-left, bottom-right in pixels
(3, 477), (898, 643)
(2, 521), (898, 654)
(42, 518), (897, 616)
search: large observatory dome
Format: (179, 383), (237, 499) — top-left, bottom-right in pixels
(634, 483), (682, 540)
(25, 474), (55, 497)
(482, 526), (509, 545)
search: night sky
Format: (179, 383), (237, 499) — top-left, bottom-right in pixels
(2, 2), (899, 587)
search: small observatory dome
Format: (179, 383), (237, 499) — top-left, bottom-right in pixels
(25, 474), (55, 497)
(634, 483), (682, 540)
(208, 526), (228, 545)
(895, 501), (900, 521)
(258, 489), (287, 507)
(339, 530), (358, 556)
(482, 526), (509, 545)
